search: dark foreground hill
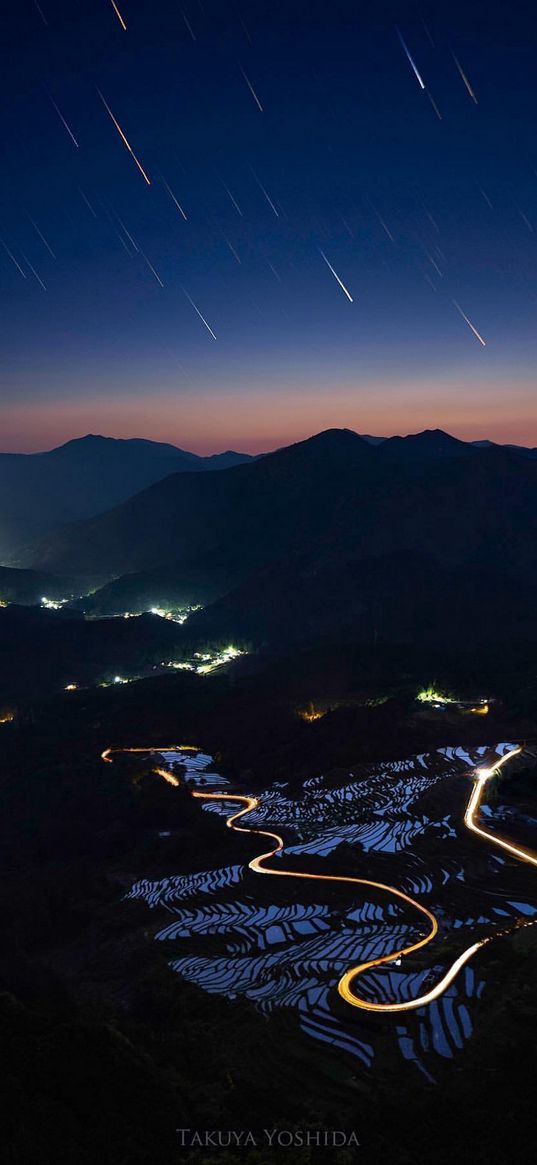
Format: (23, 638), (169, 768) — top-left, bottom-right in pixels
(0, 434), (253, 559)
(183, 550), (537, 649)
(0, 565), (75, 606)
(0, 605), (188, 704)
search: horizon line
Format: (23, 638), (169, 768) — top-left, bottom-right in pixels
(1, 425), (535, 458)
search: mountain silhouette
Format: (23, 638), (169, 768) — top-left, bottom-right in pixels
(0, 434), (253, 558)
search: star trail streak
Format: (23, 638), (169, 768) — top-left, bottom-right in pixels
(181, 9), (196, 41)
(110, 1), (127, 31)
(78, 188), (97, 217)
(96, 88), (151, 184)
(452, 52), (478, 103)
(319, 249), (353, 302)
(47, 92), (79, 148)
(182, 287), (217, 339)
(396, 28), (425, 89)
(33, 1), (47, 27)
(1, 238), (27, 278)
(249, 166), (279, 216)
(23, 254), (47, 291)
(240, 66), (264, 111)
(161, 177), (188, 219)
(220, 180), (243, 216)
(452, 299), (486, 346)
(140, 248), (164, 286)
(27, 215), (56, 258)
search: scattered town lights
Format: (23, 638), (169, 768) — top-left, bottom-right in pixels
(298, 702), (326, 722)
(148, 604), (202, 624)
(41, 595), (69, 611)
(417, 687), (454, 704)
(417, 689), (491, 715)
(195, 645), (243, 673)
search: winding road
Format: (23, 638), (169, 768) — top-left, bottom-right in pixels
(103, 743), (536, 1013)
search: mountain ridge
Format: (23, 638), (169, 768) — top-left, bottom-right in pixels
(0, 434), (255, 560)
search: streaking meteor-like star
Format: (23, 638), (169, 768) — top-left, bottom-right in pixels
(27, 214), (56, 258)
(161, 176), (188, 220)
(249, 166), (278, 216)
(426, 89), (442, 120)
(422, 19), (435, 48)
(240, 66), (263, 111)
(396, 27), (425, 89)
(266, 259), (281, 282)
(110, 1), (127, 30)
(452, 52), (478, 103)
(452, 299), (486, 346)
(516, 206), (534, 233)
(367, 198), (394, 241)
(22, 253), (47, 291)
(425, 248), (443, 276)
(79, 187), (97, 218)
(223, 235), (241, 264)
(97, 88), (151, 184)
(0, 238), (27, 278)
(47, 91), (79, 147)
(220, 179), (243, 216)
(114, 212), (139, 252)
(182, 287), (217, 339)
(181, 9), (196, 41)
(319, 248), (353, 302)
(140, 248), (164, 286)
(34, 1), (48, 26)
(115, 229), (134, 257)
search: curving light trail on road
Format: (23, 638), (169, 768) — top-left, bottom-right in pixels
(103, 743), (535, 1012)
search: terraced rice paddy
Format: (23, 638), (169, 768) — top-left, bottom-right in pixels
(126, 743), (536, 1080)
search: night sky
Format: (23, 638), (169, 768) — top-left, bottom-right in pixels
(2, 0), (537, 452)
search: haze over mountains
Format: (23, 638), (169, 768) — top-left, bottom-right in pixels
(5, 426), (537, 652)
(0, 434), (253, 558)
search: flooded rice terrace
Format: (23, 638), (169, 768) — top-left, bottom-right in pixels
(127, 744), (537, 1081)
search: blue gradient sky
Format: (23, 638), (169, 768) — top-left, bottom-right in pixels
(1, 0), (536, 452)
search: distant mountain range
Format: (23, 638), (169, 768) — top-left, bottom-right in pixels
(0, 434), (254, 559)
(9, 426), (537, 651)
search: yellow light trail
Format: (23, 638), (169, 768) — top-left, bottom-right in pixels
(153, 766), (180, 787)
(465, 751), (537, 867)
(101, 744), (200, 763)
(103, 744), (535, 1013)
(97, 88), (151, 185)
(452, 298), (486, 346)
